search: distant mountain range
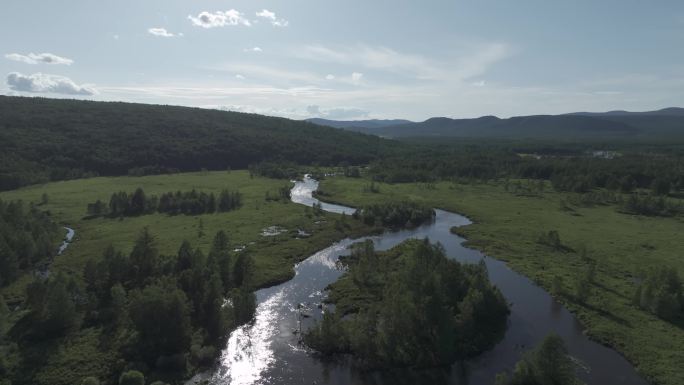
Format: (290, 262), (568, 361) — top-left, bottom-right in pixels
(307, 108), (684, 140)
(306, 118), (413, 130)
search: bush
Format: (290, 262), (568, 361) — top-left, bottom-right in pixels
(634, 266), (684, 322)
(81, 377), (100, 385)
(353, 201), (435, 228)
(119, 370), (145, 385)
(498, 334), (578, 385)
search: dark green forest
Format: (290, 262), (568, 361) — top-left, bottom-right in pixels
(0, 96), (395, 191)
(3, 228), (255, 385)
(304, 239), (509, 368)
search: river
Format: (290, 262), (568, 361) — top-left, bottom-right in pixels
(207, 176), (646, 385)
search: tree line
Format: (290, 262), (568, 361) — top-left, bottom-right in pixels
(620, 193), (683, 217)
(0, 199), (60, 286)
(304, 239), (509, 368)
(366, 142), (684, 197)
(2, 228), (257, 385)
(87, 188), (242, 217)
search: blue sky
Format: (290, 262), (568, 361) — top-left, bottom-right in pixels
(1, 0), (683, 120)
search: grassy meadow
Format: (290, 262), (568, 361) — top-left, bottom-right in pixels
(317, 176), (684, 385)
(0, 171), (375, 300)
(0, 171), (375, 385)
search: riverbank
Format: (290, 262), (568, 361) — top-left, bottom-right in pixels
(317, 176), (684, 385)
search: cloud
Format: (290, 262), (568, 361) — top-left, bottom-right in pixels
(351, 72), (364, 84)
(306, 105), (321, 115)
(297, 45), (436, 77)
(5, 52), (73, 65)
(204, 63), (324, 85)
(235, 74), (246, 80)
(472, 80), (486, 87)
(7, 72), (97, 95)
(256, 9), (289, 27)
(148, 27), (180, 37)
(188, 10), (251, 28)
(256, 9), (276, 20)
(296, 43), (512, 82)
(325, 74), (335, 80)
(306, 105), (370, 119)
(244, 47), (263, 53)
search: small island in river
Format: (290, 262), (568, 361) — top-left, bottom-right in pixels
(304, 238), (510, 369)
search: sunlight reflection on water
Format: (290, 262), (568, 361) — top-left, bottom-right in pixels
(213, 291), (284, 385)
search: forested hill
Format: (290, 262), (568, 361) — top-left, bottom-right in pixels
(312, 108), (684, 140)
(0, 96), (395, 191)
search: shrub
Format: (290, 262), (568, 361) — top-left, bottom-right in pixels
(119, 370), (145, 385)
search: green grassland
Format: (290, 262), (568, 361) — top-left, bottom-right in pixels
(0, 171), (374, 384)
(0, 171), (372, 295)
(317, 176), (684, 385)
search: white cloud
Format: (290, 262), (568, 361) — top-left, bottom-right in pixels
(256, 9), (276, 20)
(7, 72), (97, 95)
(297, 43), (512, 82)
(188, 10), (251, 28)
(244, 47), (263, 53)
(256, 9), (289, 27)
(204, 63), (323, 85)
(306, 105), (370, 119)
(297, 45), (436, 77)
(325, 74), (335, 80)
(148, 27), (178, 37)
(272, 20), (289, 27)
(351, 72), (364, 84)
(472, 80), (486, 87)
(5, 52), (73, 65)
(235, 74), (246, 80)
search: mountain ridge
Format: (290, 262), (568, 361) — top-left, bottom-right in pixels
(308, 108), (684, 139)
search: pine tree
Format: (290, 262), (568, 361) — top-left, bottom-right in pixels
(234, 254), (254, 288)
(210, 231), (232, 290)
(130, 188), (146, 215)
(129, 227), (158, 282)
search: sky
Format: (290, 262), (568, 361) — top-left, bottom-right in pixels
(1, 0), (683, 121)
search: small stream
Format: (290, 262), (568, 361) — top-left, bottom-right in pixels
(58, 227), (75, 255)
(36, 226), (75, 279)
(208, 176), (647, 385)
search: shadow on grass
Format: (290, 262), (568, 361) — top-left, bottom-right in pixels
(567, 296), (632, 327)
(593, 282), (630, 301)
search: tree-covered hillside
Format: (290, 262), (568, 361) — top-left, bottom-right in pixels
(0, 96), (395, 191)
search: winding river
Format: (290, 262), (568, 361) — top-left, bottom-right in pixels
(208, 176), (647, 385)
